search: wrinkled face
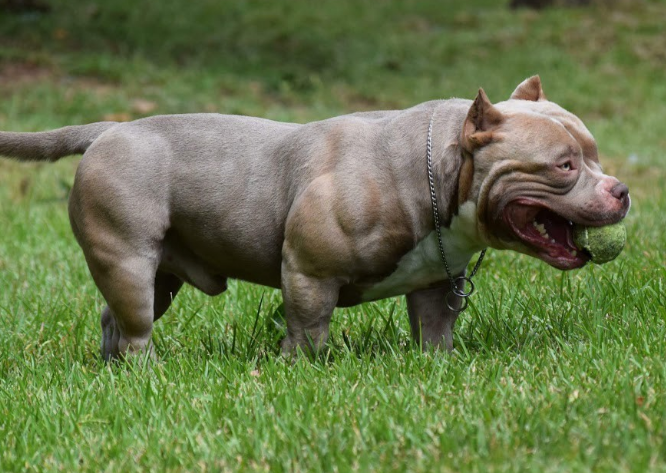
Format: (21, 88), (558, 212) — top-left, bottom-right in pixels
(476, 100), (631, 270)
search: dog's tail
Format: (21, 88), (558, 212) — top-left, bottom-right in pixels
(0, 122), (118, 162)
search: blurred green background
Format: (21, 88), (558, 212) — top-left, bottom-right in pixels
(1, 0), (664, 170)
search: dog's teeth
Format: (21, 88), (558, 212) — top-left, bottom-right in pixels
(551, 238), (556, 243)
(532, 221), (554, 241)
(568, 220), (573, 226)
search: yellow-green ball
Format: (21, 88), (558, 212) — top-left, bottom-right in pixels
(573, 222), (627, 264)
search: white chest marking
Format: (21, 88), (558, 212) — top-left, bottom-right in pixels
(361, 202), (485, 301)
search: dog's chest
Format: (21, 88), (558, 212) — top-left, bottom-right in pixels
(361, 202), (483, 301)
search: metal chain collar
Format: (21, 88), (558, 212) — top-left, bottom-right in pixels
(426, 111), (487, 313)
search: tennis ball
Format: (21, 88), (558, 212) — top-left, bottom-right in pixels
(573, 222), (626, 264)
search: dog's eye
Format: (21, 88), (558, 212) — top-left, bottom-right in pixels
(559, 162), (572, 171)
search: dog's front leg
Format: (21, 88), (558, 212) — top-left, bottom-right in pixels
(280, 265), (339, 355)
(406, 277), (464, 352)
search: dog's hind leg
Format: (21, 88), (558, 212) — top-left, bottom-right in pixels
(90, 253), (161, 360)
(100, 305), (121, 361)
(100, 270), (182, 360)
(153, 271), (184, 322)
(68, 134), (175, 361)
(70, 202), (167, 360)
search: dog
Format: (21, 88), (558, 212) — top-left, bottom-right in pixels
(0, 76), (630, 359)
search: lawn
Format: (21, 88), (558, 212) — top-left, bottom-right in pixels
(1, 0), (665, 471)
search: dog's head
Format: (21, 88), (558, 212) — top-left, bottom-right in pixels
(461, 76), (630, 270)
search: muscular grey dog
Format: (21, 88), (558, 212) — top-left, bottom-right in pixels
(0, 76), (630, 359)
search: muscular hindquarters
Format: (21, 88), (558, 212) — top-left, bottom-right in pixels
(70, 114), (300, 290)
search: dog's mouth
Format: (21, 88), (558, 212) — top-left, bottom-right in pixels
(503, 200), (589, 270)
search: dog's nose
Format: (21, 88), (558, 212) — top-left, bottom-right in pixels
(610, 182), (629, 201)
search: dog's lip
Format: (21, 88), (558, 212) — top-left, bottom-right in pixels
(503, 199), (589, 270)
(508, 198), (625, 228)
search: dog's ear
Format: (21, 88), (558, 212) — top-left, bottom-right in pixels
(510, 75), (547, 101)
(462, 88), (504, 153)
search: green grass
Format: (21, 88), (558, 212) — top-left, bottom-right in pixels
(1, 0), (666, 471)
